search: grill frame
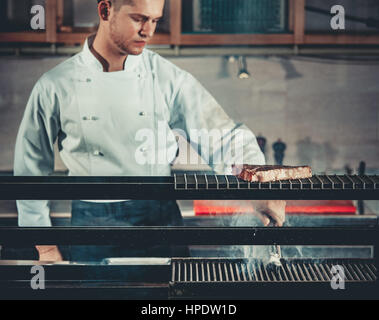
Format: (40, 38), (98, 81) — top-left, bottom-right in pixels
(0, 226), (377, 246)
(0, 174), (378, 200)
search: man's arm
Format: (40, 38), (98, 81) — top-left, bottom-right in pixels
(169, 72), (285, 226)
(14, 79), (63, 260)
(170, 72), (265, 172)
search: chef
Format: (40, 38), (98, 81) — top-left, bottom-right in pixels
(14, 0), (286, 262)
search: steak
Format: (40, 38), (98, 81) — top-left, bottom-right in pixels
(233, 165), (312, 182)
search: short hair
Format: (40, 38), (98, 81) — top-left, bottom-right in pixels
(97, 0), (135, 11)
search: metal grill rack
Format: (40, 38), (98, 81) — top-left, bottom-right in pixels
(174, 174), (379, 190)
(170, 258), (378, 299)
(173, 174), (379, 199)
(1, 175), (378, 200)
(172, 258), (377, 283)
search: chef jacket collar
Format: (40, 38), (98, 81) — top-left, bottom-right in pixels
(81, 34), (141, 73)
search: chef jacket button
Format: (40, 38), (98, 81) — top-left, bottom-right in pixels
(91, 116), (99, 121)
(93, 150), (104, 156)
(86, 78), (92, 83)
(140, 147), (147, 153)
(139, 111), (146, 116)
(82, 116), (89, 121)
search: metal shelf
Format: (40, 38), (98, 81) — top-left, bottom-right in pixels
(0, 175), (378, 200)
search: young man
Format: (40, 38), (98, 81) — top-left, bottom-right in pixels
(14, 0), (285, 262)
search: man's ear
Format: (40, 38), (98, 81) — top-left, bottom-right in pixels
(99, 1), (111, 21)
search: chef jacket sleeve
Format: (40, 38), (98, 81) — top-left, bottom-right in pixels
(14, 78), (60, 227)
(169, 71), (265, 174)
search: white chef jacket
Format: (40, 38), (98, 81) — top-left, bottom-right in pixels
(14, 37), (265, 227)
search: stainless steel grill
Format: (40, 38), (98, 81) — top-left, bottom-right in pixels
(172, 258), (377, 283)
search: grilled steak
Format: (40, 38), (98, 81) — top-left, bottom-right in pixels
(233, 165), (312, 182)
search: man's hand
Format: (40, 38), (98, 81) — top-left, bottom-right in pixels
(36, 245), (63, 262)
(253, 200), (286, 227)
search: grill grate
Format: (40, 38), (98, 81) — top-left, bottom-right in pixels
(172, 259), (377, 283)
(174, 174), (379, 191)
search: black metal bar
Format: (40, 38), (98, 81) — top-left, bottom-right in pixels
(0, 281), (169, 300)
(0, 226), (377, 246)
(0, 263), (171, 282)
(1, 175), (378, 200)
(0, 176), (174, 200)
(375, 219), (379, 267)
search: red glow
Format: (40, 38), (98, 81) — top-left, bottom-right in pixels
(194, 200), (356, 216)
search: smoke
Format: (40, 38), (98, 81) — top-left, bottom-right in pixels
(213, 201), (280, 264)
(215, 201), (306, 262)
(227, 211), (263, 261)
(280, 218), (304, 259)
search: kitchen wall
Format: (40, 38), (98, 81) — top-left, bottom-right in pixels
(172, 55), (379, 174)
(0, 53), (378, 174)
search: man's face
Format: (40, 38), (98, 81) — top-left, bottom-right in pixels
(108, 0), (165, 55)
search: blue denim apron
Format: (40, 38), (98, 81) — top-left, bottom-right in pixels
(70, 200), (187, 262)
